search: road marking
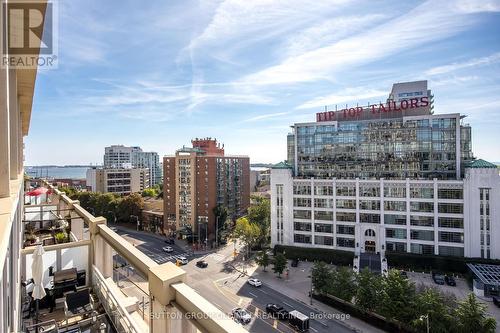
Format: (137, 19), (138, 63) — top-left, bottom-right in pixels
(283, 301), (293, 308)
(273, 319), (278, 329)
(213, 302), (222, 309)
(310, 327), (318, 332)
(254, 307), (259, 316)
(249, 292), (258, 298)
(238, 298), (243, 306)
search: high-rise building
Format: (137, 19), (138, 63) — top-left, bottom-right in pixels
(163, 138), (250, 244)
(86, 167), (150, 195)
(272, 81), (500, 260)
(104, 145), (162, 186)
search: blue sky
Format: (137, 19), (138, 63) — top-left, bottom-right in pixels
(26, 0), (500, 165)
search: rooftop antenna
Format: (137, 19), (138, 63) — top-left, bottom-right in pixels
(335, 104), (337, 111)
(324, 105), (327, 111)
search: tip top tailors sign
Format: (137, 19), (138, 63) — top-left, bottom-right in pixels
(316, 97), (430, 122)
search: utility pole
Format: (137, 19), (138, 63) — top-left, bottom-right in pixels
(215, 216), (219, 248)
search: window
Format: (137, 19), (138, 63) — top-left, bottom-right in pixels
(410, 230), (434, 241)
(439, 231), (464, 243)
(410, 202), (433, 212)
(438, 203), (463, 214)
(337, 225), (355, 235)
(384, 187), (406, 198)
(411, 244), (434, 255)
(438, 217), (463, 229)
(293, 185), (311, 195)
(384, 214), (406, 225)
(337, 237), (355, 248)
(315, 185), (333, 196)
(410, 216), (434, 227)
(386, 228), (407, 239)
(360, 200), (380, 210)
(337, 199), (356, 209)
(386, 242), (407, 252)
(438, 189), (463, 199)
(293, 210), (311, 219)
(293, 198), (311, 207)
(359, 185), (380, 197)
(315, 211), (333, 221)
(410, 187), (434, 199)
(315, 235), (333, 246)
(384, 201), (406, 212)
(294, 222), (311, 232)
(439, 246), (464, 257)
(365, 229), (376, 237)
(360, 213), (380, 224)
(315, 223), (333, 233)
(294, 234), (312, 244)
(336, 212), (356, 222)
(337, 185), (356, 197)
(314, 198), (334, 208)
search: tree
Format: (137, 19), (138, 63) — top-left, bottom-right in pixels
(256, 250), (270, 271)
(311, 261), (332, 293)
(355, 268), (383, 312)
(326, 266), (356, 302)
(273, 253), (287, 277)
(453, 293), (496, 333)
(213, 204), (229, 244)
(116, 193), (144, 223)
(247, 196), (270, 248)
(379, 269), (417, 323)
(141, 188), (158, 198)
(411, 287), (455, 333)
(233, 217), (260, 256)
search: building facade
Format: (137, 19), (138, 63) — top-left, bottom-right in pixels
(272, 81), (500, 260)
(163, 138), (250, 244)
(86, 167), (149, 195)
(104, 145), (162, 186)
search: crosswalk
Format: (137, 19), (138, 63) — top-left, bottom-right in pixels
(138, 247), (192, 264)
(207, 253), (226, 263)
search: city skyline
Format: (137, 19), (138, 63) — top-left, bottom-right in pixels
(25, 0), (500, 165)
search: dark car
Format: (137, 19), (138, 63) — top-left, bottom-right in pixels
(265, 303), (289, 320)
(444, 275), (456, 286)
(493, 296), (500, 308)
(400, 271), (408, 279)
(164, 238), (175, 245)
(196, 260), (208, 268)
(432, 272), (445, 285)
(291, 258), (299, 267)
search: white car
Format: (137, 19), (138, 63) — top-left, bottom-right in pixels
(162, 246), (173, 253)
(177, 256), (189, 265)
(247, 278), (262, 287)
(231, 307), (251, 324)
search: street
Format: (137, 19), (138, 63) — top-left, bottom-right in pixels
(114, 226), (355, 333)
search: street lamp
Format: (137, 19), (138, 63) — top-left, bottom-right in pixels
(215, 216), (219, 248)
(419, 314), (429, 333)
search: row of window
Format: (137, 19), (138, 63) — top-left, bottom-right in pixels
(386, 242), (464, 256)
(386, 229), (464, 243)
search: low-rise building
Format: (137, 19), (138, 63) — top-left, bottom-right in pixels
(86, 167), (149, 195)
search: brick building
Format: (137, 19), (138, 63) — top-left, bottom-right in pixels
(163, 138), (250, 244)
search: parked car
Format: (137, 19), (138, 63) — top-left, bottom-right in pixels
(196, 260), (208, 268)
(288, 310), (309, 332)
(231, 308), (251, 324)
(247, 278), (262, 287)
(291, 258), (299, 267)
(400, 271), (408, 279)
(162, 246), (174, 253)
(265, 303), (289, 320)
(432, 272), (445, 285)
(445, 275), (456, 286)
(176, 257), (189, 265)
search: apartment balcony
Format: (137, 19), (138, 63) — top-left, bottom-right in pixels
(20, 180), (247, 333)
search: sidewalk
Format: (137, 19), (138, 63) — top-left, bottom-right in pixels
(241, 260), (384, 333)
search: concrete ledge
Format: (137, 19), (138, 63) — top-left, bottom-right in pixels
(148, 263), (186, 305)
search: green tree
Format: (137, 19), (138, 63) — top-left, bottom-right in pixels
(116, 193), (144, 223)
(311, 261), (332, 293)
(141, 188), (158, 197)
(233, 217), (261, 256)
(256, 250), (270, 271)
(273, 253), (287, 278)
(453, 293), (496, 333)
(355, 268), (383, 312)
(213, 204), (229, 244)
(326, 266), (356, 302)
(247, 196), (270, 248)
(379, 269), (417, 323)
(411, 287), (455, 333)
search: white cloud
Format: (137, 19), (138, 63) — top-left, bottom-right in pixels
(241, 0), (500, 86)
(296, 88), (387, 109)
(425, 52), (500, 76)
(243, 111), (290, 122)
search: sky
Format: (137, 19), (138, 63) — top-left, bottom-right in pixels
(25, 0), (500, 165)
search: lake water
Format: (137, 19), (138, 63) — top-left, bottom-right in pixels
(25, 166), (90, 179)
